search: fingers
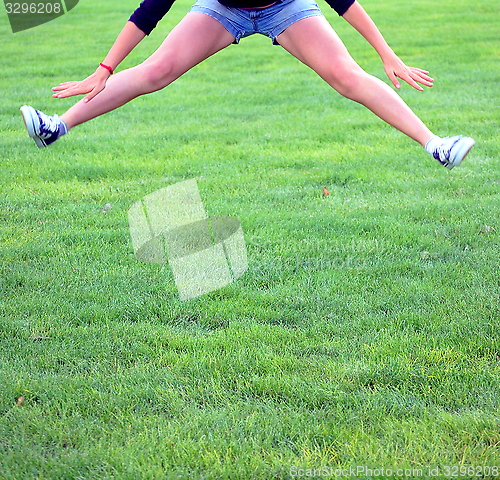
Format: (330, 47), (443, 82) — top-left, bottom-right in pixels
(409, 67), (434, 84)
(389, 66), (434, 91)
(391, 76), (400, 90)
(51, 78), (105, 99)
(401, 67), (434, 91)
(400, 72), (424, 91)
(385, 68), (401, 89)
(53, 81), (78, 89)
(384, 65), (401, 89)
(384, 55), (435, 92)
(52, 81), (86, 98)
(52, 82), (77, 93)
(83, 86), (103, 103)
(52, 88), (80, 99)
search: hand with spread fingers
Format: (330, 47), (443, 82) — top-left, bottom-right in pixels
(52, 68), (110, 102)
(383, 54), (434, 91)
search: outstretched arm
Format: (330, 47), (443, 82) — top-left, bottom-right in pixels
(342, 1), (434, 91)
(52, 21), (146, 102)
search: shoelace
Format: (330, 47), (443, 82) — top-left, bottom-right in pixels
(432, 136), (460, 163)
(37, 112), (61, 139)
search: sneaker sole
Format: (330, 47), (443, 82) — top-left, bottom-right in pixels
(447, 137), (475, 170)
(20, 105), (46, 148)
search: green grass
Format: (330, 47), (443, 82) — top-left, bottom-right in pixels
(1, 0), (500, 477)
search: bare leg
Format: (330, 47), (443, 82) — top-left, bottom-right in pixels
(61, 13), (235, 129)
(276, 16), (434, 146)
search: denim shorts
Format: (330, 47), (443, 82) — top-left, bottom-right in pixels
(190, 0), (323, 44)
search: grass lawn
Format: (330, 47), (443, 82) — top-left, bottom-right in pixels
(1, 0), (499, 477)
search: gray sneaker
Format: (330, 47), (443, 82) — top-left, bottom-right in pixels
(20, 105), (67, 148)
(429, 135), (475, 169)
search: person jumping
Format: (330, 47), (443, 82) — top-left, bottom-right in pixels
(21, 0), (474, 169)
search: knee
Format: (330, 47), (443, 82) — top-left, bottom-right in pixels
(323, 65), (367, 99)
(140, 59), (177, 92)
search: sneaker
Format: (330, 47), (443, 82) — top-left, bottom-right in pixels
(427, 135), (475, 170)
(20, 105), (68, 148)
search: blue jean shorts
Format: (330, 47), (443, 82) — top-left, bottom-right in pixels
(190, 0), (323, 44)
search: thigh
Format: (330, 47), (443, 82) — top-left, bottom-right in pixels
(145, 12), (236, 76)
(276, 15), (361, 78)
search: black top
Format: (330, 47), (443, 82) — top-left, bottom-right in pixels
(129, 0), (355, 35)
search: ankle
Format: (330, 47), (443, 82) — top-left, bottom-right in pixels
(57, 116), (68, 135)
(424, 135), (441, 153)
(60, 114), (71, 131)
